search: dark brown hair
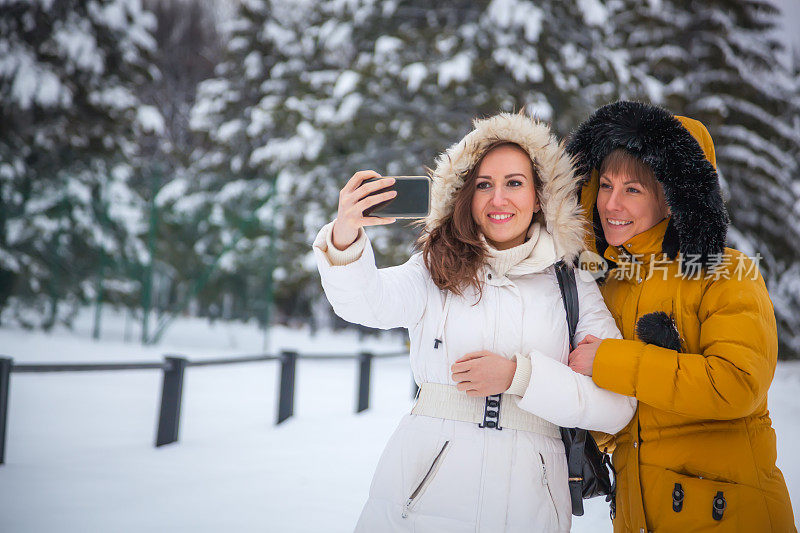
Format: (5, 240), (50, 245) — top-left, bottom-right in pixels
(419, 141), (541, 298)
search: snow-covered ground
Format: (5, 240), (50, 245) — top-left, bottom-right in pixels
(0, 309), (798, 532)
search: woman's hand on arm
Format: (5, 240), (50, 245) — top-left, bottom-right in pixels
(451, 351), (516, 397)
(568, 334), (602, 376)
(332, 170), (397, 250)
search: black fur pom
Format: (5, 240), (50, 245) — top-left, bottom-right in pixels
(636, 312), (682, 352)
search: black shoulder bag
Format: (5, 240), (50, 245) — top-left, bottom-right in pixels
(554, 260), (616, 518)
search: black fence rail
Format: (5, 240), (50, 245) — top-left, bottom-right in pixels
(0, 349), (411, 465)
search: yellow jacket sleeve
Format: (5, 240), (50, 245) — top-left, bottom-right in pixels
(592, 273), (777, 420)
(590, 431), (616, 454)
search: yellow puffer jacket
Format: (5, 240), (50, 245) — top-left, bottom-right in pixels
(569, 102), (795, 532)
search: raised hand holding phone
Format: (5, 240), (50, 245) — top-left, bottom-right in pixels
(332, 170), (397, 250)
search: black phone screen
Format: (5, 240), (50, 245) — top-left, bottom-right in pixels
(361, 176), (430, 218)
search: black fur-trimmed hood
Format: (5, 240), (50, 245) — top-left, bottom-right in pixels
(567, 101), (729, 268)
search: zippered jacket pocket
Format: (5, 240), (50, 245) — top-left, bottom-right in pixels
(402, 441), (451, 518)
(539, 452), (560, 525)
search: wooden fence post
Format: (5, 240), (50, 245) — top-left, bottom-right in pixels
(0, 358), (11, 465)
(155, 356), (188, 447)
(356, 352), (373, 413)
(276, 351), (297, 424)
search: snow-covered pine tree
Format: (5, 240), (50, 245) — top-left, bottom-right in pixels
(184, 0), (296, 325)
(132, 0), (223, 332)
(772, 44), (800, 357)
(605, 0), (689, 103)
(609, 0), (800, 357)
(0, 0), (158, 328)
(189, 0), (630, 323)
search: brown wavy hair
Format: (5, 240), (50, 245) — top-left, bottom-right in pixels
(418, 141), (542, 298)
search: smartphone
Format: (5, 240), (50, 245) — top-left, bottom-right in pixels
(361, 176), (431, 218)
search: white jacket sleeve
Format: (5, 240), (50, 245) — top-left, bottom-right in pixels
(516, 275), (636, 434)
(312, 221), (428, 330)
(517, 351), (636, 433)
(573, 273), (622, 345)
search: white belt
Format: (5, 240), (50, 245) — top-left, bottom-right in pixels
(411, 382), (560, 438)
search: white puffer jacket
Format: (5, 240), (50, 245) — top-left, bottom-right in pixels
(313, 112), (636, 532)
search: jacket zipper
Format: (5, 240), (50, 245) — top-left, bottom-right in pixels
(402, 441), (451, 518)
(539, 453), (559, 521)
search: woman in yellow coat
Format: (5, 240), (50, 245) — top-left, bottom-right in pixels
(566, 101), (795, 532)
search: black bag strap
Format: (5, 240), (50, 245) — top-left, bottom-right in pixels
(554, 260), (579, 351)
(555, 260), (588, 516)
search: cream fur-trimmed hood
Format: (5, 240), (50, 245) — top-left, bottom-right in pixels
(424, 112), (586, 262)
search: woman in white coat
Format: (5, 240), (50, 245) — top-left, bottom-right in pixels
(313, 112), (636, 532)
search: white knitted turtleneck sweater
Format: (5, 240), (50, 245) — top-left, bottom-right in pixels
(483, 222), (543, 277)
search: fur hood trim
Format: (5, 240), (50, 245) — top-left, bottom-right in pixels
(424, 112), (586, 262)
(567, 100), (728, 267)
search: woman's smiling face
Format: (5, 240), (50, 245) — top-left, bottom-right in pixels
(470, 144), (540, 251)
(596, 170), (669, 246)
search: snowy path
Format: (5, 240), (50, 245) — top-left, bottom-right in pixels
(0, 315), (798, 531)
